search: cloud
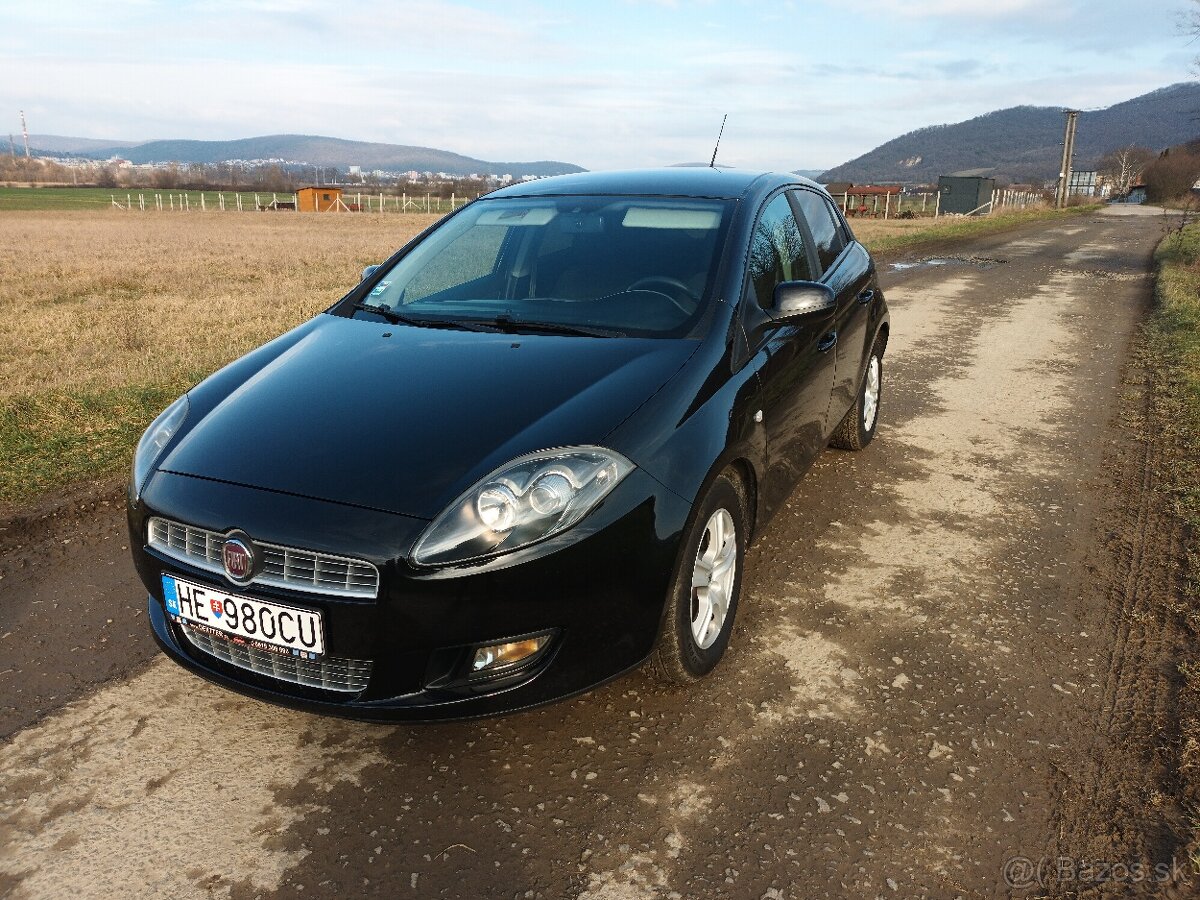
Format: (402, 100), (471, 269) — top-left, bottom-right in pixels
(825, 0), (1178, 50)
(934, 59), (985, 78)
(0, 0), (1188, 171)
(844, 0), (1048, 17)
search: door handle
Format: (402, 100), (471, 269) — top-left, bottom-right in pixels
(817, 332), (837, 352)
(858, 289), (875, 305)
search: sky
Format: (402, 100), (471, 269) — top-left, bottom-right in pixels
(0, 0), (1194, 171)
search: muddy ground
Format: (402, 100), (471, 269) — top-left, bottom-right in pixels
(0, 205), (1193, 899)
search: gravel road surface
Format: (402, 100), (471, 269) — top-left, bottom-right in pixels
(1, 205), (1190, 899)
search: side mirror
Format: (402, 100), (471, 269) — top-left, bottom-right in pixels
(361, 264), (381, 282)
(772, 281), (836, 322)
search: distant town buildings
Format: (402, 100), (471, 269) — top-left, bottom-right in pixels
(19, 150), (547, 191)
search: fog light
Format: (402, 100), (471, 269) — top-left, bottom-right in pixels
(472, 635), (549, 673)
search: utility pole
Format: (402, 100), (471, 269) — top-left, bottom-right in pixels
(1055, 110), (1079, 209)
(8, 134), (15, 158)
(19, 110), (30, 158)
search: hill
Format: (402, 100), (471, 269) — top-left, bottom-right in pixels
(819, 82), (1200, 185)
(26, 134), (143, 154)
(32, 133), (584, 177)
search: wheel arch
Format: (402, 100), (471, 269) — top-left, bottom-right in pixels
(659, 448), (762, 585)
(722, 457), (759, 545)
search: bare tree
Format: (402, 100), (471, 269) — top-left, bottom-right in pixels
(150, 164), (181, 189)
(94, 163), (119, 189)
(1187, 0), (1200, 68)
(1097, 146), (1156, 195)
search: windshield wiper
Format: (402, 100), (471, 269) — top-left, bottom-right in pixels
(353, 302), (421, 325)
(477, 315), (621, 338)
(353, 302), (495, 332)
(354, 304), (617, 337)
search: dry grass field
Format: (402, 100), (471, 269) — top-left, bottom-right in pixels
(0, 211), (441, 397)
(0, 204), (1093, 506)
(0, 211), (441, 504)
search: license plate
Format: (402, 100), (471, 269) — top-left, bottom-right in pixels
(161, 574), (325, 658)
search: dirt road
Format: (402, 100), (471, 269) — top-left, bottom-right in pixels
(1, 206), (1191, 899)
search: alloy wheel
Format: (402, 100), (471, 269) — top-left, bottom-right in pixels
(863, 356), (881, 431)
(690, 508), (737, 650)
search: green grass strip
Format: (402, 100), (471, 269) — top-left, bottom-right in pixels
(1149, 223), (1200, 566)
(0, 381), (191, 504)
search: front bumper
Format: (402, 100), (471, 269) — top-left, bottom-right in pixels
(131, 468), (691, 721)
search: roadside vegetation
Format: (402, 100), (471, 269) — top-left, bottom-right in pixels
(0, 203), (1097, 508)
(1146, 222), (1200, 868)
(1143, 141), (1200, 205)
(1150, 223), (1200, 548)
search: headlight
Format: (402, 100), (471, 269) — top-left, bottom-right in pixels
(131, 395), (189, 499)
(412, 446), (634, 566)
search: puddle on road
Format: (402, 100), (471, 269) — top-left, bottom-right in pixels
(891, 256), (1008, 272)
(1063, 242), (1118, 266)
(1052, 267), (1148, 283)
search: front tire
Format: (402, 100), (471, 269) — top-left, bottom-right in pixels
(651, 470), (748, 685)
(830, 339), (883, 451)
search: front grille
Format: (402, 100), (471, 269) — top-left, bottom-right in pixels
(148, 517), (380, 599)
(180, 624), (372, 693)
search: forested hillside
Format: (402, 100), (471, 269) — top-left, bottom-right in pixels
(820, 83), (1200, 185)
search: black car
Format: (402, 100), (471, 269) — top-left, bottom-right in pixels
(128, 168), (889, 720)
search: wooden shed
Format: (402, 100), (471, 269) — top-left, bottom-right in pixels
(296, 186), (347, 212)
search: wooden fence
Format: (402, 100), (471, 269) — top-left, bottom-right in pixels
(112, 187), (1048, 218)
(109, 191), (475, 214)
(835, 188), (1046, 220)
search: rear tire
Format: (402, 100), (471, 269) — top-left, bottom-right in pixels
(650, 470), (749, 685)
(830, 339), (883, 451)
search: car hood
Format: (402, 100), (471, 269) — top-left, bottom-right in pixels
(160, 315), (698, 519)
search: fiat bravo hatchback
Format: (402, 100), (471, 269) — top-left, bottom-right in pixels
(128, 169), (889, 720)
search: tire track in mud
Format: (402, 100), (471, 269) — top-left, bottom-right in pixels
(1044, 286), (1193, 898)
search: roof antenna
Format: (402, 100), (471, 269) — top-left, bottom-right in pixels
(709, 114), (727, 168)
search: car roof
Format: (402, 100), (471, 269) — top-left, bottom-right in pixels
(486, 168), (822, 202)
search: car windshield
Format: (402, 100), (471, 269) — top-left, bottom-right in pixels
(355, 195), (734, 338)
